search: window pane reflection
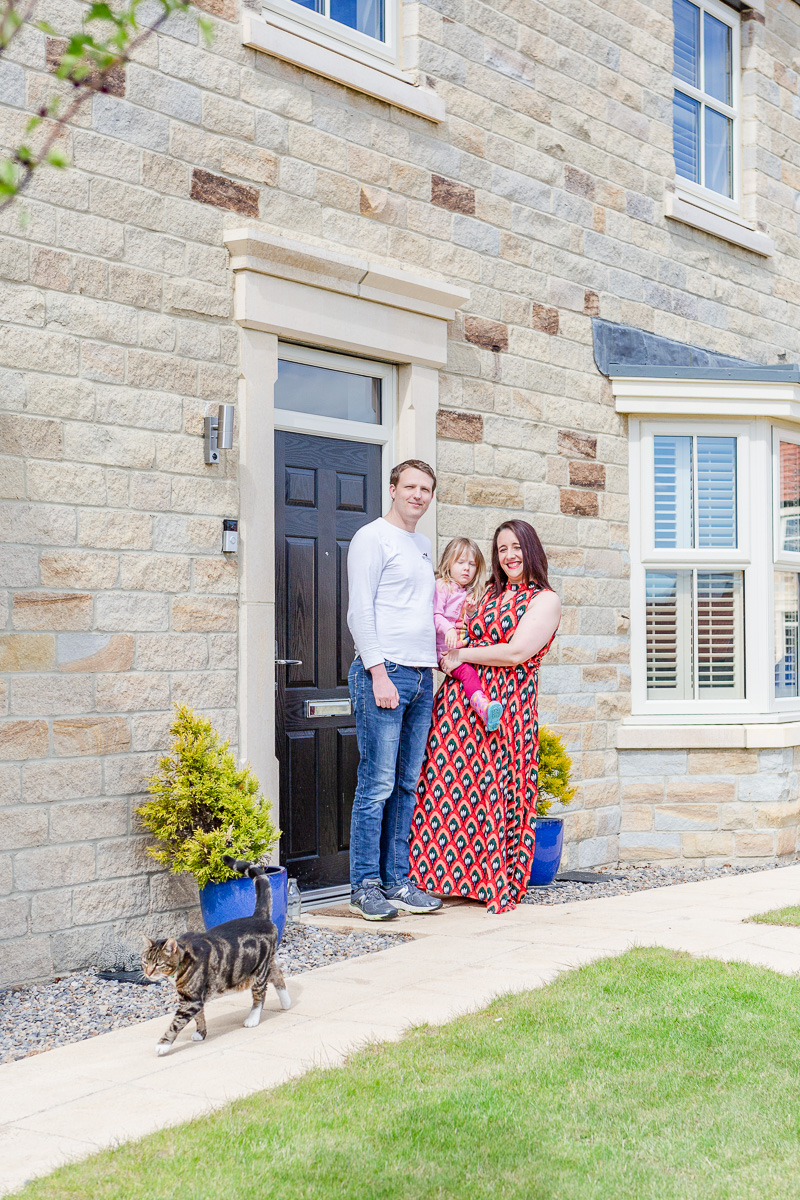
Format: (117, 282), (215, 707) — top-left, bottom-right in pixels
(275, 359), (382, 424)
(704, 107), (733, 198)
(330, 0), (383, 39)
(780, 441), (800, 554)
(775, 572), (800, 698)
(703, 12), (731, 105)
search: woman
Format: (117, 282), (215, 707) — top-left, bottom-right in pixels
(408, 519), (561, 914)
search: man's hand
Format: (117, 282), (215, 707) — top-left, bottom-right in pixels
(369, 663), (399, 709)
(444, 627), (459, 650)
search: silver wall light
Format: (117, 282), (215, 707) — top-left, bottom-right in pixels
(204, 404), (235, 464)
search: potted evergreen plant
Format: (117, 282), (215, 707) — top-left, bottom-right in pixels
(137, 705), (287, 938)
(530, 726), (576, 887)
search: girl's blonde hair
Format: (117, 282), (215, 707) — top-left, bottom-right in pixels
(436, 537), (486, 598)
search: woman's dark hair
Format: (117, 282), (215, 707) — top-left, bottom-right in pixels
(489, 520), (550, 594)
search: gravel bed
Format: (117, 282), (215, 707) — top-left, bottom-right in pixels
(521, 858), (800, 905)
(0, 922), (410, 1066)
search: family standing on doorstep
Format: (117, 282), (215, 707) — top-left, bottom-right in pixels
(346, 458), (562, 921)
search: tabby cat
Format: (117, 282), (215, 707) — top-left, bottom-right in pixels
(142, 855), (291, 1056)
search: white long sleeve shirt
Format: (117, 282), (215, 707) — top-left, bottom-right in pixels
(347, 518), (437, 670)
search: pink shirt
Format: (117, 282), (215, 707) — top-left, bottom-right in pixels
(433, 580), (470, 660)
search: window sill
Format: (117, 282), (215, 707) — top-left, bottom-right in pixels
(665, 190), (774, 257)
(242, 11), (445, 123)
(617, 722), (800, 750)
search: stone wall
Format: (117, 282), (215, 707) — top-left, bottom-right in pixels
(619, 749), (800, 865)
(2, 0), (800, 983)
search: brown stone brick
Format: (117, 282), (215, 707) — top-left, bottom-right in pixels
(192, 0), (236, 18)
(46, 37), (126, 95)
(0, 635), (55, 673)
(359, 186), (404, 224)
(431, 175), (475, 215)
(531, 303), (559, 335)
(584, 289), (600, 316)
(564, 166), (595, 199)
(558, 430), (597, 459)
(464, 316), (508, 353)
(560, 489), (598, 517)
(12, 592), (92, 631)
(40, 551), (117, 590)
(0, 414), (62, 460)
(666, 778), (736, 803)
(53, 715), (130, 757)
(569, 461), (606, 490)
(777, 827), (797, 856)
(436, 410), (483, 442)
(0, 719), (49, 759)
(172, 596), (237, 631)
(465, 479), (522, 508)
(190, 168), (259, 217)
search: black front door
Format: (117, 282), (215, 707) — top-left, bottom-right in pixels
(275, 430), (381, 889)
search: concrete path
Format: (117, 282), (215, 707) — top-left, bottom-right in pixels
(3, 864), (800, 1195)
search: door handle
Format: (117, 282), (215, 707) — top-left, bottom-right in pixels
(276, 659), (303, 666)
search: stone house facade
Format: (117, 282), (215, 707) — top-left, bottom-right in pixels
(2, 0), (800, 985)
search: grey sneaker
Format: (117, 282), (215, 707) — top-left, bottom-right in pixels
(350, 879), (398, 921)
(382, 879), (443, 914)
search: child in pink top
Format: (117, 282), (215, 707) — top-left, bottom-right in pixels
(434, 537), (503, 731)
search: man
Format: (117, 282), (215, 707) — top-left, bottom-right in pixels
(346, 460), (444, 920)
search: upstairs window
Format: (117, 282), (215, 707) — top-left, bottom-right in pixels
(673, 0), (740, 205)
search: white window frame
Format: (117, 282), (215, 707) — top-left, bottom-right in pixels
(274, 343), (397, 499)
(634, 418), (757, 718)
(771, 425), (800, 712)
(262, 0), (397, 66)
(672, 0), (742, 218)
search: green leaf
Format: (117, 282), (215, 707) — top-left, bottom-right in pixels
(45, 149), (68, 168)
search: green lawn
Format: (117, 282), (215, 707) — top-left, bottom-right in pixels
(748, 904), (800, 927)
(20, 948), (800, 1200)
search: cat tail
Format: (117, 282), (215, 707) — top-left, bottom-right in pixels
(222, 855), (272, 920)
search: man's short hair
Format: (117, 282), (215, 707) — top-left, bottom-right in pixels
(390, 459), (437, 492)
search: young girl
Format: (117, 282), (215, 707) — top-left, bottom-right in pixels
(434, 537), (503, 731)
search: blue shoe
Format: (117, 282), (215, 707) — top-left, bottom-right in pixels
(350, 879), (398, 921)
(382, 879), (443, 914)
(486, 701), (503, 731)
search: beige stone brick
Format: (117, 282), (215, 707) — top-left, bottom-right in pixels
(621, 804), (653, 831)
(172, 670), (236, 709)
(734, 831), (776, 858)
(0, 764), (20, 805)
(50, 799), (128, 842)
(0, 807), (48, 849)
(135, 633), (207, 671)
(687, 750), (759, 775)
(119, 554), (191, 592)
(777, 827), (797, 856)
(13, 844), (96, 891)
(23, 378), (91, 423)
(0, 720), (49, 760)
(130, 711), (174, 751)
(681, 832), (735, 858)
(78, 510), (152, 551)
(719, 803), (756, 830)
(754, 802), (800, 830)
(579, 779), (619, 808)
(465, 478), (522, 507)
(53, 715), (130, 757)
(95, 673), (170, 712)
(0, 894), (32, 939)
(665, 779), (736, 803)
(655, 804), (718, 831)
(11, 675), (92, 717)
(0, 635), (55, 673)
(26, 461), (107, 506)
(30, 888), (73, 934)
(103, 751), (159, 795)
(172, 596), (237, 631)
(193, 557), (238, 593)
(40, 551), (118, 590)
(621, 781), (665, 803)
(0, 414), (62, 460)
(57, 633), (134, 673)
(12, 592), (92, 632)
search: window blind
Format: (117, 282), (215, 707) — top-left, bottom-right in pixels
(673, 0), (699, 87)
(654, 435), (693, 548)
(697, 436), (737, 547)
(696, 571), (743, 696)
(775, 572), (800, 698)
(646, 571), (693, 699)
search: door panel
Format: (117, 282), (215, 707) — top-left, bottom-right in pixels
(275, 430), (381, 889)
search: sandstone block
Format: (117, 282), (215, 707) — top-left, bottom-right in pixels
(436, 410), (483, 442)
(464, 316), (508, 352)
(558, 430), (597, 459)
(687, 750), (758, 775)
(560, 488), (599, 517)
(23, 757), (102, 804)
(0, 936), (52, 987)
(0, 894), (31, 940)
(78, 510), (152, 551)
(40, 551), (118, 590)
(0, 765), (20, 805)
(754, 801), (800, 829)
(208, 633), (237, 669)
(57, 633), (134, 673)
(172, 595), (237, 631)
(0, 720), (49, 759)
(0, 635), (55, 672)
(666, 779), (736, 803)
(0, 807), (48, 849)
(681, 831), (734, 858)
(119, 555), (191, 592)
(465, 478), (522, 507)
(95, 593), (169, 632)
(718, 802), (756, 831)
(221, 143), (278, 186)
(172, 670), (236, 709)
(96, 835), (155, 879)
(569, 461), (606, 490)
(431, 175), (475, 214)
(531, 303), (559, 334)
(618, 832), (681, 861)
(13, 843), (96, 890)
(150, 871), (198, 910)
(31, 888), (73, 934)
(191, 167), (258, 216)
(0, 413), (62, 460)
(135, 633), (207, 671)
(12, 591), (91, 634)
(621, 804), (653, 831)
(103, 752), (160, 795)
(0, 546), (37, 588)
(777, 827), (797, 856)
(0, 503), (75, 547)
(53, 715), (130, 757)
(193, 557), (238, 594)
(734, 831), (775, 857)
(584, 290), (600, 316)
(72, 877), (150, 925)
(95, 672), (170, 712)
(50, 798), (128, 842)
(654, 804), (718, 831)
(11, 674), (92, 717)
(26, 461), (107, 506)
(579, 779), (619, 808)
(130, 711), (174, 751)
(564, 166), (595, 199)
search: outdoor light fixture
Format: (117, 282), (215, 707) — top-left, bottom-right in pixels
(204, 404), (235, 464)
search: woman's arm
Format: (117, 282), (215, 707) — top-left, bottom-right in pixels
(442, 590), (561, 671)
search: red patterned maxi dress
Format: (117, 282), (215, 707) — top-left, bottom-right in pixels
(408, 583), (556, 914)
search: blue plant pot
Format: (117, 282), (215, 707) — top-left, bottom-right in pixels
(199, 866), (288, 943)
(529, 817), (564, 887)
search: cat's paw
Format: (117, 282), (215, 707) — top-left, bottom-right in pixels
(277, 987), (292, 1011)
(155, 1042), (172, 1056)
(243, 1004), (263, 1028)
(191, 1031), (206, 1042)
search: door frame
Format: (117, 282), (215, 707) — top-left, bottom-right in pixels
(227, 227), (470, 851)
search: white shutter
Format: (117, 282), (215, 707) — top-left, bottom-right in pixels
(697, 436), (737, 548)
(654, 436), (693, 549)
(646, 571), (693, 699)
(696, 571), (743, 697)
(774, 571), (800, 698)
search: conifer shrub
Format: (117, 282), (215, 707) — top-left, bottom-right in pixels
(536, 726), (576, 817)
(137, 705), (280, 890)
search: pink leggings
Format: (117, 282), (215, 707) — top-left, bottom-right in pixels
(451, 662), (483, 698)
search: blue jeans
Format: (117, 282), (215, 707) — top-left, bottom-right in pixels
(348, 658), (433, 890)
